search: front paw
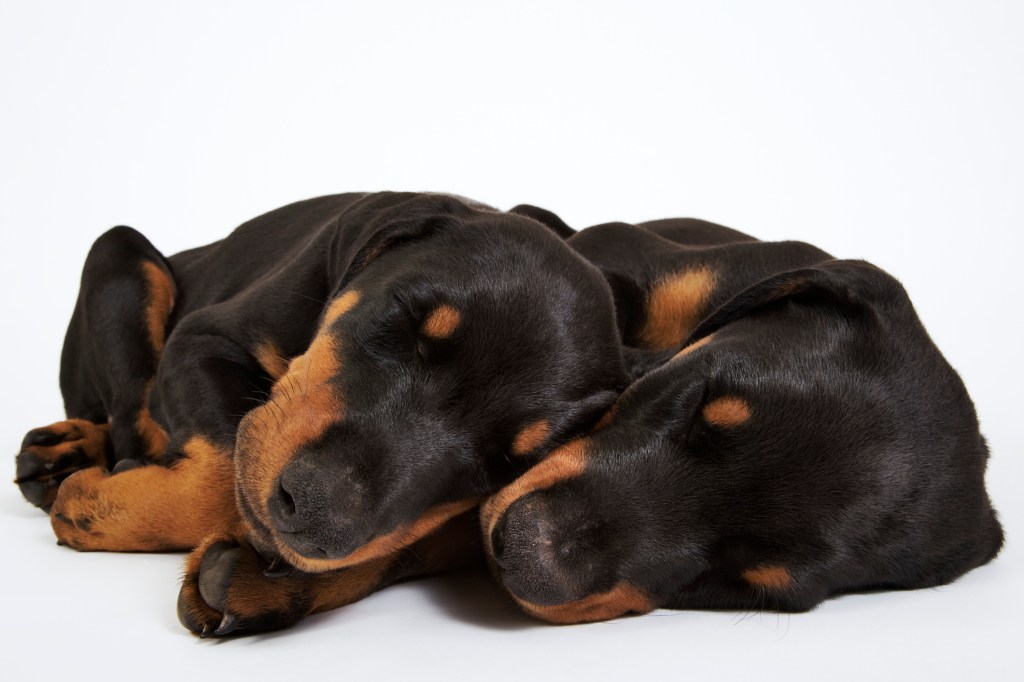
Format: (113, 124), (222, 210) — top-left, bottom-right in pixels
(178, 537), (313, 638)
(49, 467), (114, 550)
(15, 420), (110, 510)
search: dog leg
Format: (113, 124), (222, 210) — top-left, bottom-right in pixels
(49, 325), (275, 552)
(15, 227), (175, 509)
(177, 510), (483, 636)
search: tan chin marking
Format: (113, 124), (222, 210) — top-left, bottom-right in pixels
(515, 583), (655, 624)
(235, 291), (361, 541)
(422, 304), (461, 339)
(481, 439), (589, 559)
(639, 267), (716, 350)
(512, 419), (550, 456)
(702, 396), (752, 428)
(742, 565), (793, 590)
(275, 498), (481, 573)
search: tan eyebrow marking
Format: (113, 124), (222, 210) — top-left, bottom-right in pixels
(639, 267), (717, 350)
(422, 304), (461, 339)
(512, 420), (551, 456)
(702, 396), (751, 428)
(742, 565), (793, 590)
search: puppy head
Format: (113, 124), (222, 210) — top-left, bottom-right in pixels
(234, 195), (626, 573)
(482, 260), (1003, 622)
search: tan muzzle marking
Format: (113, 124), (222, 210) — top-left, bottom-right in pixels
(236, 290), (360, 554)
(481, 439), (589, 559)
(515, 583), (655, 624)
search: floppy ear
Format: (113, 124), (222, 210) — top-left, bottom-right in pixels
(683, 259), (888, 344)
(329, 194), (462, 292)
(509, 204), (576, 239)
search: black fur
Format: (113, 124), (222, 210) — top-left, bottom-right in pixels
(487, 218), (1003, 618)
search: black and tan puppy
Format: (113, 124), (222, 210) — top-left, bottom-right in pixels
(14, 192), (627, 635)
(483, 219), (1003, 623)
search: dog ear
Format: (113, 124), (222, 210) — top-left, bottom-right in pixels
(684, 259), (889, 343)
(508, 204), (575, 239)
(330, 195), (462, 292)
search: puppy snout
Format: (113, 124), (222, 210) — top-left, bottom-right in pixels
(265, 455), (367, 558)
(491, 493), (604, 606)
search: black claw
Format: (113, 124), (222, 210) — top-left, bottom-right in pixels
(199, 624), (212, 639)
(56, 539), (66, 546)
(214, 613), (237, 637)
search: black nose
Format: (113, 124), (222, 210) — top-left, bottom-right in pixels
(265, 455), (368, 558)
(266, 471), (304, 533)
(490, 493), (605, 606)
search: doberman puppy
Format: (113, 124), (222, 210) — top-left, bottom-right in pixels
(14, 192), (628, 636)
(483, 218), (1004, 623)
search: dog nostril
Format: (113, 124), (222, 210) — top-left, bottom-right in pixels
(490, 515), (508, 562)
(267, 475), (306, 533)
(277, 480), (296, 518)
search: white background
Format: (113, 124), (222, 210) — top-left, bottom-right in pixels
(1, 1), (1021, 679)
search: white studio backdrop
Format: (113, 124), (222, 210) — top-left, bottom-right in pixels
(1, 1), (1021, 680)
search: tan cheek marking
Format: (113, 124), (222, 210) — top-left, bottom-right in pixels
(274, 498), (481, 574)
(702, 396), (751, 427)
(742, 565), (793, 590)
(140, 261), (176, 355)
(515, 583), (655, 624)
(236, 292), (362, 536)
(254, 341), (291, 380)
(422, 304), (461, 338)
(512, 420), (550, 456)
(673, 333), (714, 359)
(481, 439), (589, 558)
(639, 267), (716, 350)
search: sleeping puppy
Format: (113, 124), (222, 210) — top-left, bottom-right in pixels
(482, 218), (1003, 623)
(14, 192), (627, 635)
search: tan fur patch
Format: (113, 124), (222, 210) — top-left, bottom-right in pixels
(742, 565), (793, 590)
(235, 291), (362, 526)
(140, 261), (176, 355)
(702, 396), (752, 427)
(50, 435), (236, 551)
(136, 380), (169, 458)
(422, 304), (461, 339)
(639, 267), (716, 350)
(481, 439), (589, 557)
(516, 583), (655, 624)
(17, 419), (110, 472)
(673, 333), (714, 359)
(512, 420), (550, 456)
(322, 290), (361, 328)
(254, 341), (290, 381)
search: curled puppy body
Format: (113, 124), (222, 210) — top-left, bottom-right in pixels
(483, 218), (1003, 623)
(14, 193), (628, 635)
